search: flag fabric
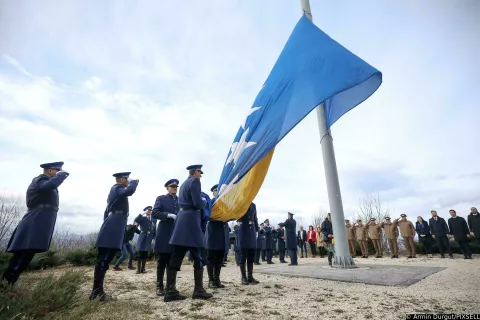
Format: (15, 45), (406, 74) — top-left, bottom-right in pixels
(211, 14), (382, 221)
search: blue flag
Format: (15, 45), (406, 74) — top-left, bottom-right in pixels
(211, 14), (382, 221)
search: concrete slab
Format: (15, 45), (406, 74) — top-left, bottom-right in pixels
(254, 262), (446, 287)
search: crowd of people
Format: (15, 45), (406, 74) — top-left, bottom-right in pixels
(1, 161), (478, 304)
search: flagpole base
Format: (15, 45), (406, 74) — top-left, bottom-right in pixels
(332, 256), (357, 269)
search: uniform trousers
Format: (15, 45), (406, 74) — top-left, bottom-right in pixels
(169, 246), (205, 271)
(2, 250), (36, 284)
(348, 240), (356, 256)
(91, 247), (118, 293)
(207, 249), (225, 265)
(371, 239), (382, 256)
(279, 250), (286, 262)
(288, 249), (298, 264)
(434, 235), (452, 256)
(261, 250), (266, 261)
(265, 249), (273, 262)
(387, 238), (399, 256)
(138, 250), (149, 259)
(240, 248), (255, 264)
(235, 249), (242, 265)
(358, 240), (368, 256)
(403, 237), (416, 256)
(157, 253), (171, 278)
(254, 248), (261, 263)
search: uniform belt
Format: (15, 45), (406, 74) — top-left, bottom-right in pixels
(109, 210), (128, 216)
(180, 206), (199, 211)
(141, 231), (151, 235)
(30, 204), (59, 212)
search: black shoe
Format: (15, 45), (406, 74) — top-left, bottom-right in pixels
(254, 262), (260, 265)
(267, 261), (274, 264)
(192, 269), (213, 300)
(247, 262), (259, 284)
(288, 263), (298, 266)
(113, 266), (122, 271)
(164, 269), (187, 302)
(141, 259), (147, 273)
(214, 264), (225, 288)
(441, 254), (445, 258)
(449, 255), (454, 259)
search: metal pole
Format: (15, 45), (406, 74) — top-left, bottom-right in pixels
(300, 0), (355, 268)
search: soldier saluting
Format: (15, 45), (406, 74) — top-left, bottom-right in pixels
(2, 161), (69, 287)
(151, 178), (180, 296)
(164, 165), (213, 302)
(89, 172), (139, 301)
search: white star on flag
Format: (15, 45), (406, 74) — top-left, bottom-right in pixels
(225, 127), (256, 168)
(241, 106), (261, 130)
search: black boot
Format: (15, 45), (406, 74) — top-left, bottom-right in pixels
(164, 269), (187, 302)
(192, 269), (213, 300)
(207, 264), (215, 288)
(141, 259), (147, 273)
(136, 259), (142, 274)
(240, 264), (249, 285)
(156, 263), (164, 296)
(247, 262), (259, 284)
(328, 252), (333, 266)
(214, 263), (225, 288)
(89, 267), (112, 301)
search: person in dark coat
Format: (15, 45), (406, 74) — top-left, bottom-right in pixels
(279, 212), (298, 266)
(297, 226), (308, 258)
(234, 222), (242, 266)
(429, 210), (453, 259)
(164, 164), (212, 302)
(448, 209), (472, 259)
(259, 223), (267, 261)
(113, 222), (140, 271)
(415, 216), (433, 258)
(205, 184), (227, 289)
(151, 178), (179, 296)
(237, 202), (260, 285)
(264, 219), (276, 264)
(134, 206), (156, 274)
(321, 214), (334, 266)
(2, 162), (69, 287)
(276, 224), (287, 263)
(467, 207), (480, 243)
(255, 223), (265, 264)
(90, 172), (139, 301)
(223, 225), (231, 267)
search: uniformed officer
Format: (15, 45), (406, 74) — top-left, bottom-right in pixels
(164, 165), (212, 302)
(234, 221), (242, 266)
(134, 206), (156, 274)
(151, 178), (179, 296)
(1, 162), (69, 287)
(90, 172), (139, 301)
(279, 212), (298, 266)
(276, 224), (287, 263)
(254, 223), (264, 265)
(205, 184), (227, 289)
(237, 202), (260, 285)
(264, 219), (276, 264)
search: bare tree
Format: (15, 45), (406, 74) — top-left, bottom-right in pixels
(0, 193), (24, 250)
(355, 192), (393, 223)
(312, 206), (328, 228)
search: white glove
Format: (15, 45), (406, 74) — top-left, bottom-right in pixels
(167, 213), (176, 220)
(57, 170), (69, 176)
(127, 177), (133, 182)
(202, 197), (207, 203)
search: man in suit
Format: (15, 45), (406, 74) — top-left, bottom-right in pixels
(297, 226), (308, 258)
(91, 172), (139, 301)
(2, 161), (69, 287)
(468, 207), (480, 244)
(429, 210), (453, 259)
(448, 209), (472, 259)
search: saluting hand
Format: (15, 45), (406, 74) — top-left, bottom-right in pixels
(57, 170), (69, 176)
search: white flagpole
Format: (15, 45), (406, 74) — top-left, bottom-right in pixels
(300, 0), (355, 268)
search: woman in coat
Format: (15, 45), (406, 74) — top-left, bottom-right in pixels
(416, 216), (433, 258)
(316, 226), (326, 258)
(306, 225), (317, 258)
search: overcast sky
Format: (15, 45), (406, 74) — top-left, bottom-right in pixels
(0, 0), (478, 234)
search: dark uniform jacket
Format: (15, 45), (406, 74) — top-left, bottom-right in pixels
(276, 228), (286, 251)
(152, 193), (178, 253)
(134, 214), (156, 251)
(237, 203), (259, 249)
(279, 218), (297, 250)
(7, 172), (69, 253)
(169, 176), (205, 248)
(264, 225), (276, 250)
(95, 180), (138, 250)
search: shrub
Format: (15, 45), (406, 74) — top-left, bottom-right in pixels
(28, 250), (65, 270)
(414, 238), (480, 255)
(64, 245), (98, 266)
(0, 270), (87, 319)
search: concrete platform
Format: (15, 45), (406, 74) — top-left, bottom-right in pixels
(253, 262), (446, 287)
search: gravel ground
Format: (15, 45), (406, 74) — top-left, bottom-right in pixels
(80, 253), (480, 320)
